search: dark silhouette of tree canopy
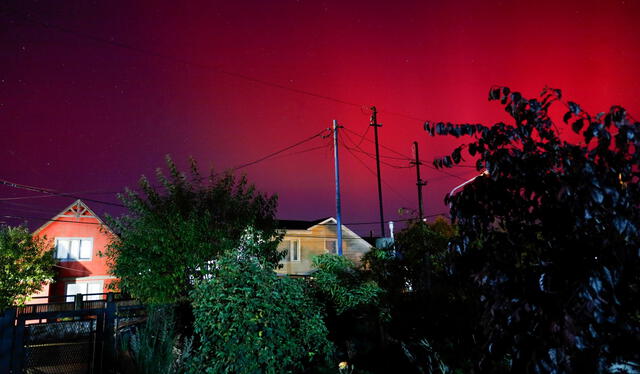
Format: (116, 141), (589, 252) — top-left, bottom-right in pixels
(425, 87), (640, 372)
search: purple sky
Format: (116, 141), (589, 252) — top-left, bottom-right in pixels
(2, 0), (639, 235)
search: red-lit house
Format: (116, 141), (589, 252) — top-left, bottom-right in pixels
(32, 200), (116, 302)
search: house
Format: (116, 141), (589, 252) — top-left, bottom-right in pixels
(275, 217), (372, 276)
(31, 200), (116, 302)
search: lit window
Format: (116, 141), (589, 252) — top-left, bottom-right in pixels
(65, 281), (103, 302)
(325, 239), (337, 254)
(56, 238), (93, 261)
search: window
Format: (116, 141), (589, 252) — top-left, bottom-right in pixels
(56, 238), (93, 261)
(290, 240), (299, 261)
(278, 239), (301, 262)
(325, 239), (337, 254)
(65, 281), (103, 302)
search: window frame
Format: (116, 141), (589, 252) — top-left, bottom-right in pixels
(324, 239), (337, 254)
(55, 237), (94, 262)
(65, 280), (103, 302)
(279, 239), (301, 262)
(289, 239), (301, 262)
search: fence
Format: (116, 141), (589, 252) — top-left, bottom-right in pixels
(0, 292), (144, 374)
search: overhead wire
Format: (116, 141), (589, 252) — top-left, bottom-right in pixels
(0, 190), (121, 201)
(342, 127), (470, 181)
(0, 129), (331, 212)
(267, 137), (333, 162)
(0, 9), (483, 228)
(0, 215), (103, 226)
(232, 129), (329, 170)
(4, 7), (482, 188)
(341, 130), (413, 169)
(0, 179), (126, 208)
(1, 212), (448, 230)
(338, 134), (414, 208)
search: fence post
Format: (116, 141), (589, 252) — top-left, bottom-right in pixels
(11, 315), (24, 374)
(103, 292), (117, 373)
(74, 293), (83, 310)
(0, 308), (16, 373)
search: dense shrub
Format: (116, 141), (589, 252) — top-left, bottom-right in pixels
(310, 254), (385, 372)
(188, 252), (333, 374)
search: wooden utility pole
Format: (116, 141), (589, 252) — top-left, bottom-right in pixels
(332, 120), (343, 256)
(411, 141), (427, 221)
(370, 106), (386, 237)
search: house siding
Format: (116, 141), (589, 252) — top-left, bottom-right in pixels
(32, 201), (116, 301)
(276, 219), (371, 275)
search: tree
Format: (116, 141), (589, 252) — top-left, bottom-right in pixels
(104, 156), (283, 305)
(425, 87), (640, 372)
(363, 218), (481, 373)
(188, 249), (333, 374)
(0, 225), (55, 310)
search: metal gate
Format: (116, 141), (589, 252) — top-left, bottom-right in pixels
(14, 310), (104, 374)
(1, 293), (144, 374)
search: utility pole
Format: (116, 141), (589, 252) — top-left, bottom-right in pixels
(332, 120), (343, 256)
(411, 141), (427, 221)
(370, 106), (386, 237)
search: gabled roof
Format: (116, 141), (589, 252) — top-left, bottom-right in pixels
(277, 217), (331, 230)
(33, 199), (112, 235)
(277, 217), (371, 245)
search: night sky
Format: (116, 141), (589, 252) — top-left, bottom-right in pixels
(1, 0), (639, 236)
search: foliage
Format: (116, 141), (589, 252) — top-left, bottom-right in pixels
(370, 218), (453, 295)
(400, 338), (450, 374)
(126, 305), (192, 374)
(188, 250), (333, 374)
(363, 219), (481, 373)
(311, 254), (382, 315)
(0, 225), (55, 309)
(309, 254), (385, 372)
(426, 87), (640, 372)
(104, 156), (283, 305)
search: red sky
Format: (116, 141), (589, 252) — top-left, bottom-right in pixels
(1, 0), (639, 235)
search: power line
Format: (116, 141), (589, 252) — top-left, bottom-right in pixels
(338, 136), (414, 208)
(341, 130), (413, 169)
(0, 129), (331, 210)
(268, 142), (331, 162)
(305, 213), (447, 226)
(0, 201), (58, 215)
(0, 215), (103, 225)
(343, 127), (469, 181)
(232, 129), (329, 170)
(2, 210), (449, 229)
(0, 190), (121, 201)
(343, 127), (413, 160)
(0, 179), (126, 207)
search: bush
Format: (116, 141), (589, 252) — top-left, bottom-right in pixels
(188, 251), (333, 374)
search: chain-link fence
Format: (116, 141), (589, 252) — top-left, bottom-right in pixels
(23, 319), (97, 374)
